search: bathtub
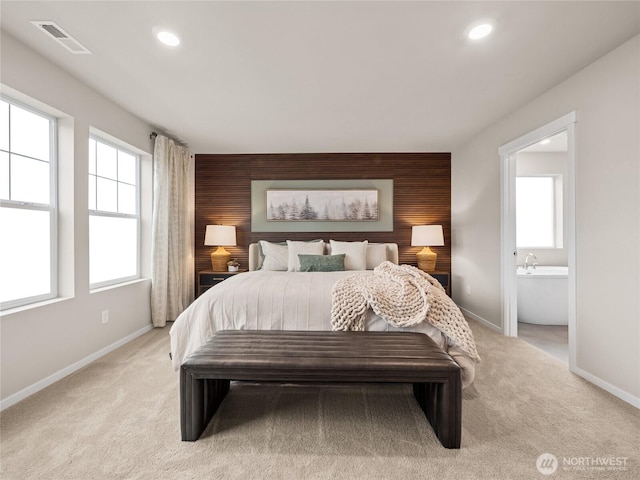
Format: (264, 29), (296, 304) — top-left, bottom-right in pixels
(517, 266), (568, 325)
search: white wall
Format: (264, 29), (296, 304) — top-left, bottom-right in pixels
(0, 32), (155, 407)
(452, 36), (639, 404)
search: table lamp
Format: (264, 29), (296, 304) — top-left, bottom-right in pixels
(204, 225), (236, 271)
(411, 225), (444, 272)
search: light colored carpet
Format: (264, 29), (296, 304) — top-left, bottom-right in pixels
(1, 320), (638, 480)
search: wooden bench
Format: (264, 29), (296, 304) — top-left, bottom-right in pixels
(180, 330), (462, 448)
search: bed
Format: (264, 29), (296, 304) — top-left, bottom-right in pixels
(169, 240), (478, 387)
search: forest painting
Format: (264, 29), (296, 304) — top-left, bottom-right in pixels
(266, 189), (379, 222)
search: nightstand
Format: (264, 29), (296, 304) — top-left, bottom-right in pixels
(197, 270), (246, 297)
(427, 271), (450, 296)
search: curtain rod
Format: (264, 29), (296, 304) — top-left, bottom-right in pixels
(150, 131), (189, 149)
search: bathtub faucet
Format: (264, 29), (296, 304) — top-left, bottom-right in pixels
(524, 253), (538, 270)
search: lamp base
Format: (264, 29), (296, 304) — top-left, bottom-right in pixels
(416, 246), (437, 272)
(211, 246), (231, 272)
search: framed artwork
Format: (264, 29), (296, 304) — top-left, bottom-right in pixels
(251, 179), (393, 232)
(266, 189), (379, 222)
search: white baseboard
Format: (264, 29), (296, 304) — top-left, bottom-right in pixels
(571, 366), (640, 409)
(459, 307), (502, 332)
(0, 324), (154, 411)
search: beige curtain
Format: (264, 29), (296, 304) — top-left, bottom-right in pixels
(151, 135), (194, 327)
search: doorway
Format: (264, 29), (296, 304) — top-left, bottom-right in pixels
(499, 112), (577, 371)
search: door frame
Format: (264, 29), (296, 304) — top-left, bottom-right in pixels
(499, 112), (577, 371)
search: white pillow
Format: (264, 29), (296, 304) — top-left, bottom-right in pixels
(287, 240), (325, 272)
(366, 243), (388, 269)
(329, 240), (368, 270)
(259, 240), (289, 271)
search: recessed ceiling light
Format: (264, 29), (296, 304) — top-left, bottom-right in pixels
(540, 139), (551, 145)
(466, 20), (495, 41)
(155, 30), (180, 47)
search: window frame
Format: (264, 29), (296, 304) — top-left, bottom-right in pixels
(516, 174), (563, 249)
(0, 95), (58, 310)
(88, 134), (141, 290)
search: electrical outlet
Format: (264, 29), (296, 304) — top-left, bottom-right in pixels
(101, 310), (109, 324)
(465, 285), (472, 296)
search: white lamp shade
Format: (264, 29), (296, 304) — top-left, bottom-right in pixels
(204, 225), (237, 246)
(411, 225), (444, 247)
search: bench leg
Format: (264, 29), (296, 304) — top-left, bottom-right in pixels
(413, 375), (461, 449)
(181, 367), (230, 441)
(413, 383), (438, 431)
(435, 374), (461, 448)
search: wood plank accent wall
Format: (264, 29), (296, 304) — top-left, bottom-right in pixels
(194, 153), (451, 277)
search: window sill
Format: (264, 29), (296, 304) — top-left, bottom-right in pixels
(90, 277), (150, 294)
(0, 296), (73, 317)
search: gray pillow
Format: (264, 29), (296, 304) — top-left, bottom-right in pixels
(257, 239), (324, 270)
(257, 240), (288, 271)
(298, 254), (346, 272)
(258, 240), (289, 271)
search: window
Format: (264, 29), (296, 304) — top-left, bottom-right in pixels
(516, 176), (563, 248)
(0, 96), (57, 310)
(89, 136), (139, 288)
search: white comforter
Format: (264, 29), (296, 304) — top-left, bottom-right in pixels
(170, 270), (476, 387)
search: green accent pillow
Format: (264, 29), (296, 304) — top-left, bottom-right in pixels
(298, 254), (346, 272)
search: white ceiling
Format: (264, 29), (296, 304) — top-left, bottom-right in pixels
(1, 1), (638, 154)
(520, 130), (567, 153)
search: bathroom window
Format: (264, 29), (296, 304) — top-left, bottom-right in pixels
(516, 176), (563, 248)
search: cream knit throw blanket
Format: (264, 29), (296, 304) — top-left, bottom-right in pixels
(331, 262), (479, 361)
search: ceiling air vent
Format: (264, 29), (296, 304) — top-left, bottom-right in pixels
(31, 21), (91, 54)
